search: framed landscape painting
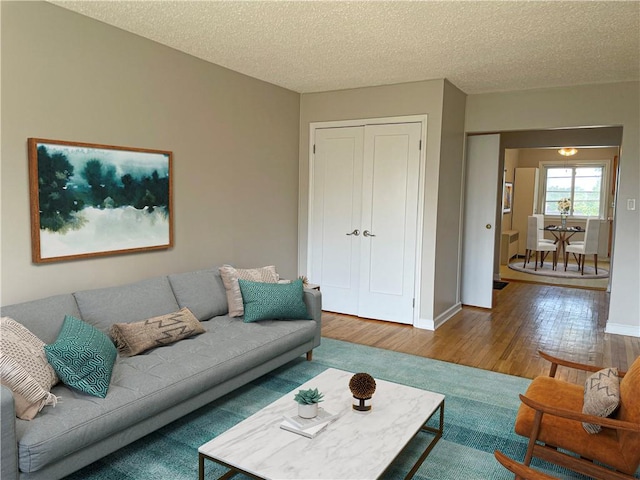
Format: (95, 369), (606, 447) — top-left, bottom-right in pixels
(503, 182), (513, 213)
(28, 138), (173, 263)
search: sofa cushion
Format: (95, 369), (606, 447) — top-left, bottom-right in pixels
(110, 307), (205, 356)
(582, 367), (620, 434)
(168, 269), (228, 320)
(239, 279), (310, 323)
(219, 265), (278, 317)
(0, 294), (81, 345)
(0, 317), (58, 420)
(74, 276), (180, 334)
(16, 316), (317, 473)
(44, 316), (117, 398)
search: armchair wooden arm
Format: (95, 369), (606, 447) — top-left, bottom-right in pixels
(519, 394), (640, 433)
(494, 451), (559, 480)
(538, 350), (627, 378)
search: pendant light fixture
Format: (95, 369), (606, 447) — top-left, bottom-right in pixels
(558, 147), (578, 156)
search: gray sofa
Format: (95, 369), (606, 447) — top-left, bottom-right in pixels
(0, 268), (322, 480)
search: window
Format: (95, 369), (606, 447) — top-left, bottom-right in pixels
(541, 163), (606, 217)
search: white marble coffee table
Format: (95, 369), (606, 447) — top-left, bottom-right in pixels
(198, 368), (445, 480)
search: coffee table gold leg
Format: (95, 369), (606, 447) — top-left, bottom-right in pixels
(404, 400), (445, 480)
(199, 453), (258, 480)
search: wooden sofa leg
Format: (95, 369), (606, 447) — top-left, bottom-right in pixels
(306, 351), (313, 361)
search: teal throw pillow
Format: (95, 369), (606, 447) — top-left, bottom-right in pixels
(44, 315), (117, 398)
(238, 279), (311, 323)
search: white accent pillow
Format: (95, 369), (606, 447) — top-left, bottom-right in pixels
(0, 317), (59, 420)
(219, 265), (278, 317)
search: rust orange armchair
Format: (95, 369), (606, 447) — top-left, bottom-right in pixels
(514, 351), (640, 480)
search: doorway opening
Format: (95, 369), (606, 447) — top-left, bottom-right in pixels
(499, 145), (618, 291)
(462, 125), (622, 310)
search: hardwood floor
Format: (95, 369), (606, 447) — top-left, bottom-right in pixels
(321, 280), (640, 384)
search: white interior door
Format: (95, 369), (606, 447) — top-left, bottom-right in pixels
(310, 127), (364, 314)
(461, 134), (501, 308)
(358, 123), (421, 323)
(309, 122), (421, 324)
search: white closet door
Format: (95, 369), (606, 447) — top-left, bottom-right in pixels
(358, 123), (421, 324)
(310, 127), (364, 314)
(309, 122), (422, 323)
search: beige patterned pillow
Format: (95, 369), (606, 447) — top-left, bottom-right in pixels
(219, 265), (279, 317)
(110, 308), (205, 357)
(582, 367), (620, 434)
(0, 317), (59, 420)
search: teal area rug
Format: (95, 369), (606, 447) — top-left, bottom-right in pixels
(64, 338), (632, 480)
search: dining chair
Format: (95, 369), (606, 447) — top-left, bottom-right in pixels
(564, 218), (600, 274)
(533, 214), (554, 245)
(524, 216), (557, 271)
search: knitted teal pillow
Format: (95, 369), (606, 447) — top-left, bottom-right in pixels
(238, 279), (310, 323)
(44, 315), (117, 398)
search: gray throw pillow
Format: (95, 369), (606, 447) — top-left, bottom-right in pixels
(582, 367), (620, 434)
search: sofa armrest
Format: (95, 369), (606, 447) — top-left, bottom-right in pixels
(303, 288), (322, 348)
(1, 385), (19, 480)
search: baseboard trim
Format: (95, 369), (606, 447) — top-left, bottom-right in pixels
(414, 303), (462, 331)
(605, 322), (640, 338)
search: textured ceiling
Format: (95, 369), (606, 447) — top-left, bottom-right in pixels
(49, 1), (640, 94)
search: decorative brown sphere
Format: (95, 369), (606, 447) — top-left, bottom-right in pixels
(349, 373), (376, 399)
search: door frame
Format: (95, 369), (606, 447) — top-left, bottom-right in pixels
(306, 115), (428, 325)
(463, 127), (622, 305)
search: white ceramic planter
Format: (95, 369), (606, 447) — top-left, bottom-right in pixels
(297, 403), (318, 419)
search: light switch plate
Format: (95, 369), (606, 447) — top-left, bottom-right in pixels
(628, 198), (636, 211)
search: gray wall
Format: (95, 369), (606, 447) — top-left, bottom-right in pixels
(434, 80), (466, 320)
(501, 149), (519, 231)
(466, 82), (640, 337)
(1, 2), (301, 305)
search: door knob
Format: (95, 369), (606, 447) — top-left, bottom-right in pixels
(363, 230), (376, 237)
(346, 229), (360, 236)
(486, 224), (492, 229)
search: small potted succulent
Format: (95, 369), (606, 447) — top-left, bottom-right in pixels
(294, 387), (324, 418)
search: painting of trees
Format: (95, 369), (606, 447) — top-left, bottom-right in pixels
(37, 146), (84, 232)
(29, 138), (172, 263)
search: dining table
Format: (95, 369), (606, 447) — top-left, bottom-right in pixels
(543, 225), (584, 261)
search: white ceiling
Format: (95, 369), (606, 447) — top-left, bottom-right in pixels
(50, 1), (640, 94)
